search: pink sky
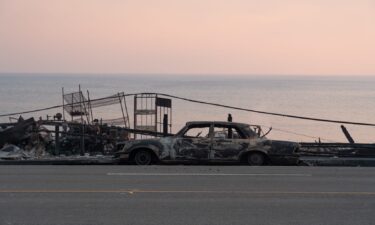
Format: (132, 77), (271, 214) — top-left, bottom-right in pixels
(0, 0), (374, 75)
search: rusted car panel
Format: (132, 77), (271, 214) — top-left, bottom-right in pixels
(116, 121), (299, 165)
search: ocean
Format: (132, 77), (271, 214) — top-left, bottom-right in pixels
(0, 74), (374, 143)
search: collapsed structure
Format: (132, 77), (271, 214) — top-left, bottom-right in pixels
(0, 88), (174, 161)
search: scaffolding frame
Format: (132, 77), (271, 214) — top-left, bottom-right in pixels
(62, 85), (90, 124)
(87, 92), (130, 128)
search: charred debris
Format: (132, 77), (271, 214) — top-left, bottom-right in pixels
(0, 87), (374, 165)
(0, 89), (172, 162)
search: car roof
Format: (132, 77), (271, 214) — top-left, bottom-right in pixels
(185, 121), (250, 127)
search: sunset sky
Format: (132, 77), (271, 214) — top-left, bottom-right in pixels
(0, 0), (374, 75)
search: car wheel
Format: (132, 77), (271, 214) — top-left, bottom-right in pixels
(134, 150), (152, 165)
(247, 152), (265, 166)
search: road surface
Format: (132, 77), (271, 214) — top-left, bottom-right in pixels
(0, 165), (374, 225)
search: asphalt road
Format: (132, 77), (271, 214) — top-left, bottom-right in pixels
(0, 165), (375, 225)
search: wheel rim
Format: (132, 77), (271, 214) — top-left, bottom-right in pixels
(135, 151), (152, 165)
(248, 153), (264, 166)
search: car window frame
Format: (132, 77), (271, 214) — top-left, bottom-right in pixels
(212, 123), (246, 139)
(176, 123), (214, 138)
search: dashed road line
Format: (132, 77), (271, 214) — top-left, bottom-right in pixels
(106, 173), (312, 176)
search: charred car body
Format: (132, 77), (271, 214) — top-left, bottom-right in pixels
(116, 121), (300, 165)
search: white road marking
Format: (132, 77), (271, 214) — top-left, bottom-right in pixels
(1, 190), (375, 196)
(106, 173), (312, 176)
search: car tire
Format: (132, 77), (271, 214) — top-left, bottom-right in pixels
(134, 150), (153, 165)
(247, 152), (265, 166)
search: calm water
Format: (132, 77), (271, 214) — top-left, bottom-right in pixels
(0, 74), (374, 143)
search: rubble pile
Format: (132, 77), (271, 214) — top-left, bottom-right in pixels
(0, 117), (51, 160)
(0, 145), (31, 160)
(0, 116), (129, 161)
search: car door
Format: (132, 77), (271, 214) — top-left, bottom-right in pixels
(173, 123), (212, 161)
(210, 124), (248, 160)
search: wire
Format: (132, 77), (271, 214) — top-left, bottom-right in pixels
(0, 93), (139, 118)
(1, 92), (375, 127)
(156, 93), (375, 127)
(254, 123), (337, 142)
(0, 105), (62, 117)
(271, 127), (337, 142)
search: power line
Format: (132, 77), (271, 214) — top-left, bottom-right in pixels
(270, 127), (337, 142)
(1, 92), (375, 127)
(0, 105), (62, 117)
(0, 93), (139, 118)
(253, 122), (338, 142)
(156, 93), (375, 127)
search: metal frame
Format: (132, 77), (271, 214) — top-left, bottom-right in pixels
(134, 94), (172, 139)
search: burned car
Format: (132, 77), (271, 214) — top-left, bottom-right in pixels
(116, 121), (300, 165)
